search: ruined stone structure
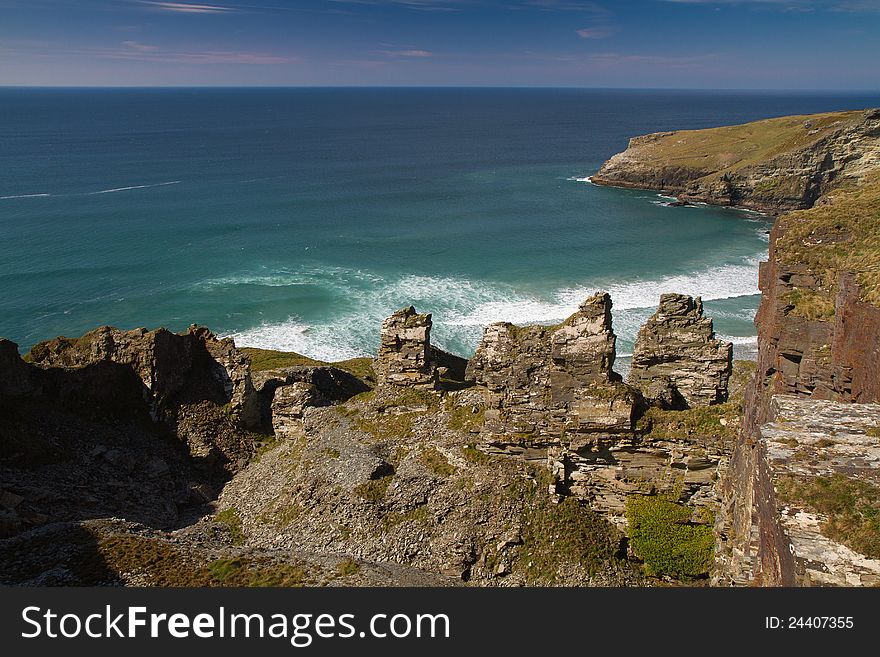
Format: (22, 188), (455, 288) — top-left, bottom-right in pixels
(375, 306), (438, 388)
(466, 293), (634, 439)
(628, 294), (733, 409)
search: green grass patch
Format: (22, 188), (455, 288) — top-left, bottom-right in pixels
(381, 505), (430, 531)
(322, 447), (341, 459)
(241, 347), (375, 384)
(776, 171), (880, 310)
(241, 347), (323, 372)
(352, 412), (415, 441)
(207, 557), (307, 587)
(636, 403), (740, 441)
(419, 447), (456, 477)
(336, 558), (360, 577)
(518, 496), (623, 585)
(461, 445), (494, 465)
(626, 495), (715, 579)
(446, 402), (486, 433)
(784, 288), (836, 321)
(215, 508), (245, 545)
(776, 473), (880, 558)
(613, 110), (864, 182)
(354, 475), (393, 502)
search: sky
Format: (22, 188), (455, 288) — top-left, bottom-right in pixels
(0, 0), (878, 88)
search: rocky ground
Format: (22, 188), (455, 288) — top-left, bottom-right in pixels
(1, 291), (739, 587)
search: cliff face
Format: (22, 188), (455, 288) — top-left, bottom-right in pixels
(594, 112), (880, 586)
(719, 176), (880, 586)
(592, 109), (880, 213)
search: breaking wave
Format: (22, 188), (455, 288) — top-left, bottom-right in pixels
(219, 257), (761, 362)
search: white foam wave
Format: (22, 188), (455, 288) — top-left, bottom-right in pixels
(446, 260), (760, 329)
(228, 318), (366, 362)
(0, 193), (51, 200)
(717, 334), (758, 346)
(221, 257), (761, 362)
(565, 176), (593, 184)
(90, 181), (181, 195)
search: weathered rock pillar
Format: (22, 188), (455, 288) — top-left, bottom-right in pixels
(628, 294), (732, 408)
(375, 306), (438, 388)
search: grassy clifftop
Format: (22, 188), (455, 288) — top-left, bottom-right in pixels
(593, 108), (880, 213)
(777, 170), (880, 314)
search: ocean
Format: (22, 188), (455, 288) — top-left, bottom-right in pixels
(2, 88), (879, 372)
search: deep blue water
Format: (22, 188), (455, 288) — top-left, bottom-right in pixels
(2, 88), (878, 369)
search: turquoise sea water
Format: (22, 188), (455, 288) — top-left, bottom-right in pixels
(2, 88), (879, 370)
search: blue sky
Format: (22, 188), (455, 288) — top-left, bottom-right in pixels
(0, 0), (878, 88)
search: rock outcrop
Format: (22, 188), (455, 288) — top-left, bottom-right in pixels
(717, 395), (880, 586)
(628, 294), (732, 409)
(28, 324), (261, 429)
(0, 326), (270, 538)
(252, 365), (370, 433)
(375, 306), (438, 388)
(592, 108), (880, 213)
(466, 293), (635, 439)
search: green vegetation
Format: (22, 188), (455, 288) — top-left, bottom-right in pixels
(519, 495), (623, 585)
(322, 447), (341, 459)
(352, 412), (414, 441)
(39, 533), (309, 587)
(777, 473), (880, 558)
(867, 426), (880, 438)
(381, 505), (430, 531)
(215, 508), (245, 545)
(728, 360), (756, 405)
(777, 171), (880, 313)
(626, 110), (863, 181)
(626, 495), (715, 579)
(241, 347), (375, 384)
(446, 401), (486, 433)
(419, 447), (456, 477)
(256, 501), (304, 528)
(336, 558), (360, 577)
(784, 288), (836, 321)
(354, 475), (393, 502)
(241, 347), (323, 371)
(636, 402), (740, 441)
(206, 557), (307, 587)
(461, 445), (494, 466)
(251, 432), (281, 461)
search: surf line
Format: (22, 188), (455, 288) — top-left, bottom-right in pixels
(89, 181), (182, 195)
(0, 193), (51, 200)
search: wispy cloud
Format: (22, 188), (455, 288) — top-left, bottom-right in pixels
(521, 0), (610, 12)
(380, 49), (433, 57)
(120, 40), (159, 52)
(660, 0), (880, 9)
(575, 27), (611, 38)
(112, 40), (291, 63)
(141, 1), (236, 13)
(326, 0), (466, 11)
(5, 39), (292, 64)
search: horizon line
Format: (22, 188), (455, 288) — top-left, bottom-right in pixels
(1, 84), (880, 94)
